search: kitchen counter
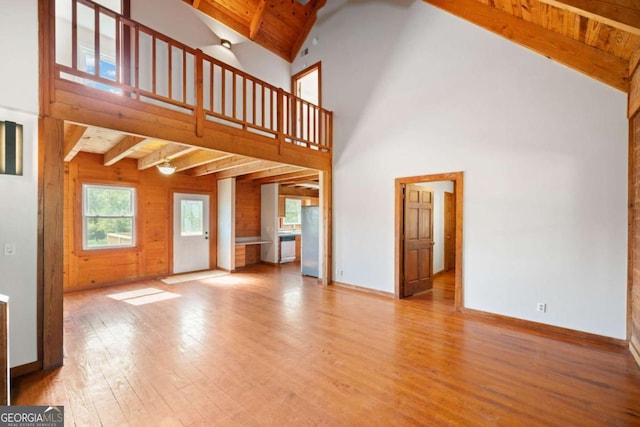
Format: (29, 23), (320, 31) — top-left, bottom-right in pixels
(235, 237), (272, 245)
(277, 230), (301, 236)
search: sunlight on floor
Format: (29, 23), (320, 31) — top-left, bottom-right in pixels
(108, 287), (181, 306)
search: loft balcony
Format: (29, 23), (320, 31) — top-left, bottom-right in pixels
(41, 0), (333, 172)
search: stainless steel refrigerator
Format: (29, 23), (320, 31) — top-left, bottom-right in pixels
(301, 206), (319, 277)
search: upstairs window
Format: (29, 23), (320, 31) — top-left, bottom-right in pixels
(83, 184), (136, 250)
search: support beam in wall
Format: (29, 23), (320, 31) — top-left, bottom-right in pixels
(254, 169), (319, 185)
(39, 116), (64, 370)
(423, 0), (630, 92)
(537, 0), (640, 35)
(279, 186), (319, 198)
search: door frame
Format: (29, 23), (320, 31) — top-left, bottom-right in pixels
(395, 172), (464, 310)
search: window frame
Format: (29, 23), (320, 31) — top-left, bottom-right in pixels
(81, 183), (137, 251)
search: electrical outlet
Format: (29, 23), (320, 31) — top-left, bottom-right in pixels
(536, 303), (547, 313)
(338, 269), (343, 277)
(4, 243), (16, 256)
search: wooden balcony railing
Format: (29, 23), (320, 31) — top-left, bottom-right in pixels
(52, 0), (332, 153)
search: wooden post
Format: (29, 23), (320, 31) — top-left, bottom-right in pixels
(0, 295), (8, 405)
(195, 49), (204, 137)
(320, 169), (332, 286)
(277, 89), (285, 154)
(628, 56), (640, 368)
(40, 117), (64, 370)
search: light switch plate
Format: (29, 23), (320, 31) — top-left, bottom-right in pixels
(4, 243), (16, 256)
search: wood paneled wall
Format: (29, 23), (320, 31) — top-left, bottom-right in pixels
(64, 152), (216, 291)
(235, 181), (261, 266)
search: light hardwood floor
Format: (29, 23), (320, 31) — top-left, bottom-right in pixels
(13, 264), (640, 426)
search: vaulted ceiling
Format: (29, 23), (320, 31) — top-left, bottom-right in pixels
(185, 0), (640, 93)
(183, 0), (327, 62)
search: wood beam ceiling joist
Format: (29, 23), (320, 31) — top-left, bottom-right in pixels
(237, 165), (307, 181)
(254, 169), (319, 184)
(279, 185), (320, 198)
(631, 47), (640, 76)
(290, 0), (327, 61)
(171, 150), (232, 172)
(137, 143), (197, 170)
(190, 155), (261, 177)
(250, 0), (267, 40)
(213, 160), (281, 180)
(538, 0), (640, 35)
(103, 135), (147, 166)
(423, 0), (630, 92)
(63, 124), (88, 162)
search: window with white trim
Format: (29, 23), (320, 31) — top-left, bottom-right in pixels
(83, 184), (136, 250)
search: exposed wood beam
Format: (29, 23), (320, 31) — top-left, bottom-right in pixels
(279, 185), (319, 198)
(103, 136), (147, 166)
(423, 0), (630, 92)
(290, 0), (327, 61)
(631, 47), (640, 77)
(192, 0), (201, 8)
(190, 1), (251, 42)
(63, 124), (87, 162)
(171, 149), (231, 172)
(630, 63), (640, 117)
(250, 0), (267, 40)
(190, 156), (260, 177)
(137, 143), (196, 170)
(213, 160), (281, 180)
(237, 165), (306, 181)
(254, 169), (319, 184)
(538, 0), (640, 35)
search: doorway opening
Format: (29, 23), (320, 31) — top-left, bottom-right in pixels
(292, 62), (321, 106)
(395, 172), (463, 310)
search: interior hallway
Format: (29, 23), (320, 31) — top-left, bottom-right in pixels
(12, 264), (640, 426)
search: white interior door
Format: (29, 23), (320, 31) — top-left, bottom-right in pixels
(173, 193), (210, 274)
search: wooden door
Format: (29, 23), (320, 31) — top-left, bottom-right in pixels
(444, 191), (456, 271)
(402, 185), (434, 297)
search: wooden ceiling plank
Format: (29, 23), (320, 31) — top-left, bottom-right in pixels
(63, 124), (88, 162)
(171, 150), (231, 172)
(213, 160), (281, 180)
(137, 143), (197, 170)
(289, 0), (327, 61)
(237, 165), (307, 181)
(538, 0), (640, 35)
(250, 0), (267, 40)
(103, 136), (147, 166)
(190, 156), (260, 176)
(423, 0), (629, 92)
(192, 0), (201, 8)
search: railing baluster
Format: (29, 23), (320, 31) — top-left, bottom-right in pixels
(232, 72), (237, 120)
(72, 0), (78, 70)
(183, 49), (187, 104)
(167, 42), (172, 100)
(94, 4), (100, 79)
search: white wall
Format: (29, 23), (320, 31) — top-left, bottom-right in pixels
(0, 0), (39, 367)
(131, 0), (290, 90)
(295, 1), (628, 339)
(418, 181), (454, 274)
(217, 178), (235, 270)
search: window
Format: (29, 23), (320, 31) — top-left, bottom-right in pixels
(83, 184), (136, 249)
(283, 198), (302, 225)
(181, 199), (204, 236)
